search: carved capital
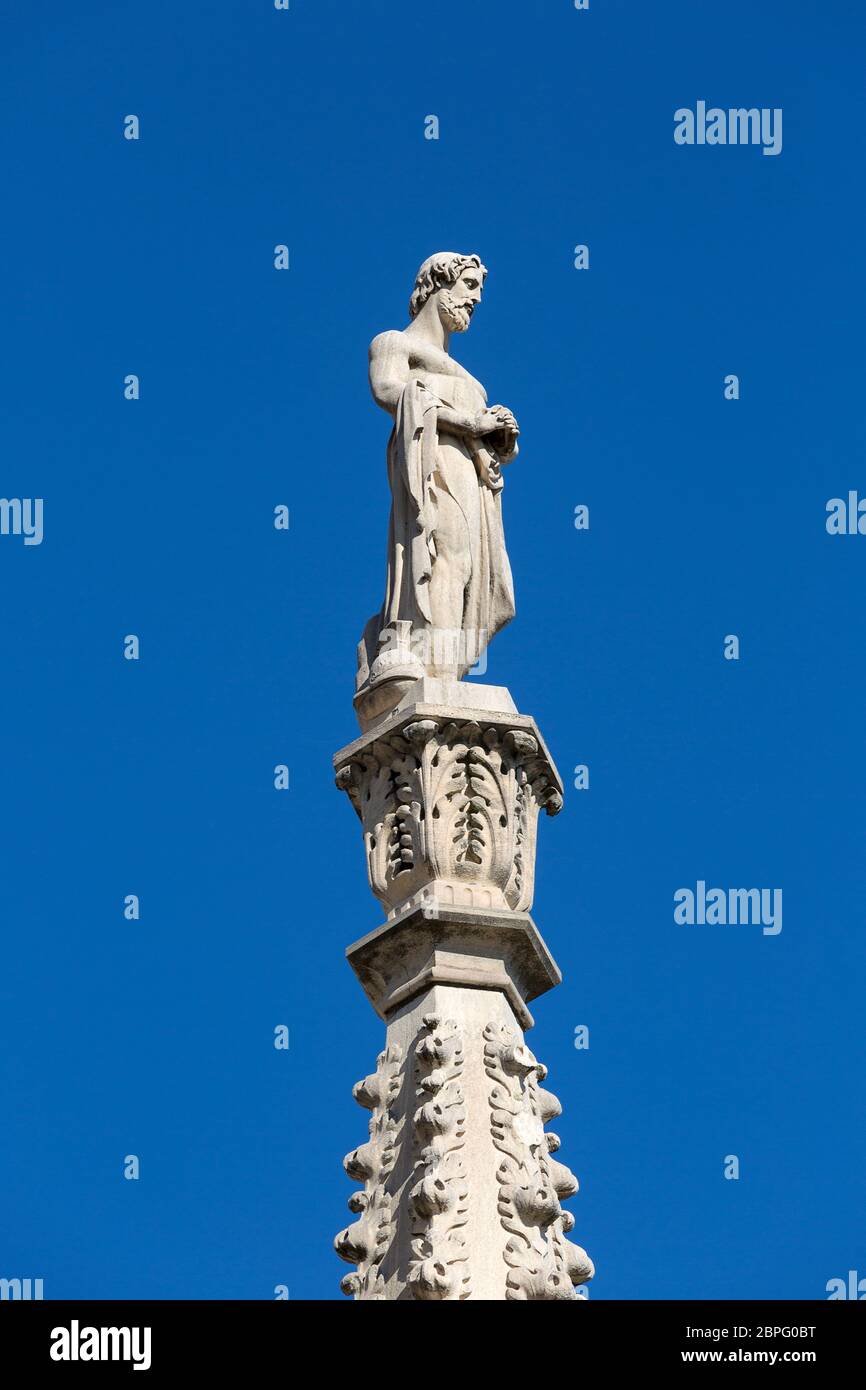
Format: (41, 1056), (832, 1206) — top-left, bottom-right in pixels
(334, 704), (563, 918)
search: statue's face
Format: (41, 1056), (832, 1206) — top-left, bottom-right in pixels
(437, 264), (484, 333)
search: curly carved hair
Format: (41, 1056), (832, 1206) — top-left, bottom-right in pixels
(408, 252), (488, 319)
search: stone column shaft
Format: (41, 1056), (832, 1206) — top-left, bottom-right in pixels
(333, 685), (594, 1300)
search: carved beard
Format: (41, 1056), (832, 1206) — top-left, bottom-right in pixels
(439, 289), (474, 332)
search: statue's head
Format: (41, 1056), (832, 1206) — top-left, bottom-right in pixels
(409, 252), (487, 332)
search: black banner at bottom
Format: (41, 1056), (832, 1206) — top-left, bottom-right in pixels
(0, 1299), (860, 1374)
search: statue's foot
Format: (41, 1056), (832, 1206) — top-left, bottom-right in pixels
(353, 671), (423, 731)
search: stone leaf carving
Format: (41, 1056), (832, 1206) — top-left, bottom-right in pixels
(334, 1043), (403, 1299)
(407, 1014), (470, 1300)
(336, 719), (562, 916)
(483, 1022), (594, 1301)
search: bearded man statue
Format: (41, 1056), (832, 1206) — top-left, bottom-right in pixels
(355, 252), (520, 727)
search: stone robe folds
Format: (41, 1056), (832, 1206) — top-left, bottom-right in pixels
(356, 378), (516, 702)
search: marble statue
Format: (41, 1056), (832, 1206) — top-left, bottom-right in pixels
(355, 253), (520, 727)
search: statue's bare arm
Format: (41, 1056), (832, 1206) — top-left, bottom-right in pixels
(368, 332), (503, 442)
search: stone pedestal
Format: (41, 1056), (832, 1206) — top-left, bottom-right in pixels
(333, 683), (594, 1300)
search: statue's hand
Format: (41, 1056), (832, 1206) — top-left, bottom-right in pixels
(472, 409), (506, 438)
(488, 405), (519, 435)
(484, 405), (519, 461)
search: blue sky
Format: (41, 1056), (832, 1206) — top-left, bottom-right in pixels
(1, 0), (864, 1299)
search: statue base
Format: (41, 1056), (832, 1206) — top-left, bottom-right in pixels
(354, 673), (518, 732)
